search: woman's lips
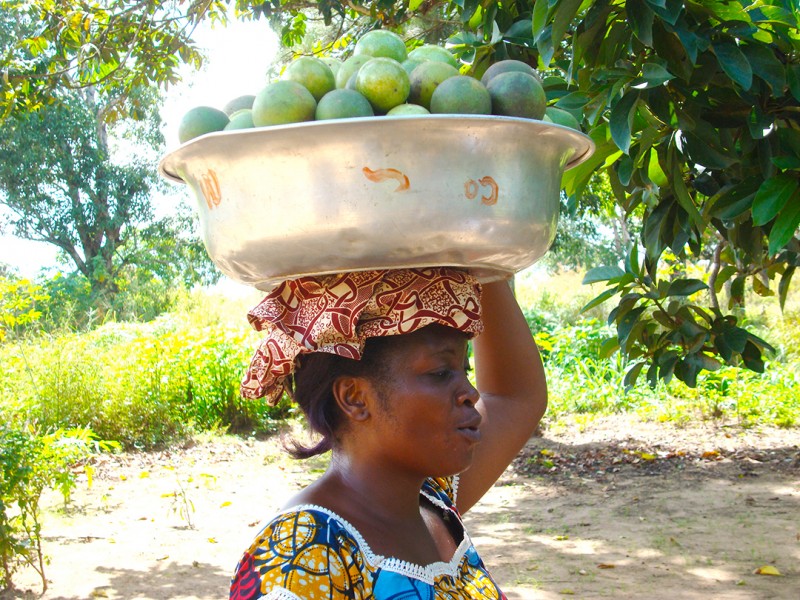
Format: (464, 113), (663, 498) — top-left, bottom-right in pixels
(457, 426), (481, 443)
(457, 412), (482, 443)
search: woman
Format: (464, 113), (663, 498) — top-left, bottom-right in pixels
(231, 267), (546, 599)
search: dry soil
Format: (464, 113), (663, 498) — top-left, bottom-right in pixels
(5, 415), (799, 600)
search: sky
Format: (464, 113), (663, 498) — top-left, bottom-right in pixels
(0, 17), (279, 279)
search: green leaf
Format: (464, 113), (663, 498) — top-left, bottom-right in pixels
(409, 0), (425, 10)
(503, 19), (533, 43)
(581, 288), (618, 312)
(555, 92), (590, 110)
(683, 132), (736, 170)
(671, 162), (704, 228)
(713, 265), (738, 293)
(778, 265), (795, 311)
(768, 190), (800, 255)
(674, 356), (699, 387)
(685, 332), (708, 354)
(741, 340), (765, 373)
(741, 42), (786, 93)
(537, 26), (555, 67)
(787, 64), (800, 102)
(610, 91), (639, 154)
(627, 0), (655, 46)
(648, 0), (683, 25)
(658, 351), (679, 383)
(748, 104), (774, 141)
(532, 0), (550, 42)
(647, 147), (668, 187)
(599, 336), (620, 359)
(668, 19), (701, 63)
(639, 62), (675, 87)
(653, 310), (674, 328)
(708, 180), (759, 220)
(583, 265), (626, 285)
(689, 352), (722, 372)
(643, 199), (671, 259)
(699, 0), (755, 23)
(666, 279), (707, 297)
(552, 0), (583, 47)
(618, 306), (647, 346)
(713, 41), (753, 90)
(721, 325), (749, 353)
(624, 361), (645, 390)
(752, 276), (773, 297)
(746, 330), (776, 355)
(751, 4), (795, 24)
(461, 0), (480, 23)
(752, 173), (798, 226)
(729, 276), (746, 309)
(617, 154), (634, 186)
(625, 242), (641, 276)
(772, 156), (800, 170)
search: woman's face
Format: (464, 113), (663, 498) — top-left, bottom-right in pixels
(363, 324), (482, 478)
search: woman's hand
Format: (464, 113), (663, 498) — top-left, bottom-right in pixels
(455, 278), (547, 513)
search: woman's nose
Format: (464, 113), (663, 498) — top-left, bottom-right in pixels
(456, 378), (479, 406)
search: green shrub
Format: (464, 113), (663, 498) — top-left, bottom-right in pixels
(524, 277), (800, 428)
(0, 425), (114, 592)
(0, 291), (289, 449)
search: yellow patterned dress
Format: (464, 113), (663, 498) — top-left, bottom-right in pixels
(229, 476), (506, 599)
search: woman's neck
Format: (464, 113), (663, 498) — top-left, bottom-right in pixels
(321, 451), (427, 524)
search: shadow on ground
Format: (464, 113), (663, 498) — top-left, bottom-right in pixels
(51, 561), (227, 600)
(1, 561), (230, 600)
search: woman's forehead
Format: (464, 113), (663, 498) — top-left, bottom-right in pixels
(389, 324), (469, 356)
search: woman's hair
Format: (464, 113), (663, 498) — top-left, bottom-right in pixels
(285, 335), (395, 459)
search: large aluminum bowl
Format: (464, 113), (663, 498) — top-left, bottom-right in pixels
(159, 115), (594, 290)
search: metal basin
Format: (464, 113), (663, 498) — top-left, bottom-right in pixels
(159, 115), (594, 290)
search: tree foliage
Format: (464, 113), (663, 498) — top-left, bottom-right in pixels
(0, 84), (218, 317)
(3, 0), (798, 387)
(0, 276), (48, 341)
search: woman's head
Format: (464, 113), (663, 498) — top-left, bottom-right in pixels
(287, 324), (480, 475)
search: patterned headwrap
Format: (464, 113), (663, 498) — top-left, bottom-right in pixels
(241, 267), (484, 404)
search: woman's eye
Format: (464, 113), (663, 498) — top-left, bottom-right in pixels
(429, 369), (452, 379)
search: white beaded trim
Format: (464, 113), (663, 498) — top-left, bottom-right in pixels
(264, 587), (303, 600)
(380, 536), (471, 585)
(269, 499), (472, 585)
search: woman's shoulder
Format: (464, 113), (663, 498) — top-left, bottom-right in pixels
(230, 506), (366, 600)
(244, 504), (363, 556)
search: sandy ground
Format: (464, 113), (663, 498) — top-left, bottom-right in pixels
(4, 415), (799, 600)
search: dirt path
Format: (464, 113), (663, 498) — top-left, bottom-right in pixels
(5, 416), (799, 599)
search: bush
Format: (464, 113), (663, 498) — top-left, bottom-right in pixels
(0, 425), (114, 592)
(0, 291), (289, 449)
(523, 273), (800, 428)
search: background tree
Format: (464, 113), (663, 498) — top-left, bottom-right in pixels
(3, 0), (798, 386)
(546, 173), (634, 273)
(0, 84), (218, 318)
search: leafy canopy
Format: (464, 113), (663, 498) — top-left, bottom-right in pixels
(0, 84), (218, 319)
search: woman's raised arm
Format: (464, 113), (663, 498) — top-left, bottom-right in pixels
(455, 278), (547, 513)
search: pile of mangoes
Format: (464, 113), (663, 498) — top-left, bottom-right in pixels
(178, 30), (580, 144)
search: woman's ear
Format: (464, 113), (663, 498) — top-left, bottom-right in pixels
(332, 376), (372, 422)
